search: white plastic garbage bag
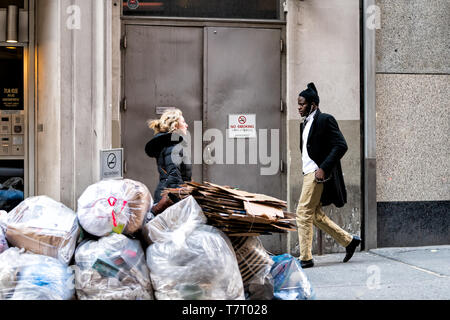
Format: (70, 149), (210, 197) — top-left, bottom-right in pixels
(77, 179), (153, 237)
(144, 196), (245, 300)
(142, 194), (206, 246)
(0, 247), (75, 300)
(74, 233), (153, 300)
(2, 196), (80, 265)
(0, 227), (8, 254)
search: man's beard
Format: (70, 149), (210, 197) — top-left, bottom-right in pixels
(302, 103), (314, 118)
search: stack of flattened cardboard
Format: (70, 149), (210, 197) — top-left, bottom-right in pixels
(162, 181), (296, 236)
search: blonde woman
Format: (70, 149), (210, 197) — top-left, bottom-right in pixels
(145, 108), (191, 205)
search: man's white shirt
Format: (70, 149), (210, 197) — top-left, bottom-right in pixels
(302, 110), (319, 174)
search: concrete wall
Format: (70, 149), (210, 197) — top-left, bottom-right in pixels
(35, 0), (113, 209)
(36, 0), (61, 200)
(111, 1), (122, 149)
(286, 0), (361, 256)
(375, 0), (450, 247)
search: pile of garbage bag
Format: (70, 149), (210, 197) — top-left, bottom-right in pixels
(0, 177), (317, 301)
(0, 247), (75, 300)
(144, 196), (245, 300)
(0, 178), (156, 300)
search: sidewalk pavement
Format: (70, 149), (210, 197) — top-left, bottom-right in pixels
(301, 245), (450, 300)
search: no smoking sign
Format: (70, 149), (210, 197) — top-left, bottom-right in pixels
(100, 148), (123, 180)
(228, 114), (256, 139)
(107, 153), (117, 169)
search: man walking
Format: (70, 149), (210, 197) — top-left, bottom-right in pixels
(296, 82), (361, 268)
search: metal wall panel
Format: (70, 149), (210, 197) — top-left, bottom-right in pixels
(204, 27), (284, 253)
(122, 26), (204, 198)
(122, 25), (285, 252)
(204, 27), (282, 196)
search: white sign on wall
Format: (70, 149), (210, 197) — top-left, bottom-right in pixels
(155, 106), (177, 115)
(228, 114), (256, 139)
(100, 148), (123, 180)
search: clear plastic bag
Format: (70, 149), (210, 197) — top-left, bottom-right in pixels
(74, 233), (153, 300)
(144, 196), (245, 300)
(0, 226), (7, 254)
(77, 179), (153, 237)
(0, 247), (75, 300)
(231, 236), (274, 300)
(270, 254), (315, 300)
(2, 196), (80, 265)
(0, 210), (7, 231)
(142, 195), (206, 246)
(245, 265), (274, 300)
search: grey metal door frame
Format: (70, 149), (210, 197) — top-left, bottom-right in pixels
(121, 25), (204, 197)
(120, 18), (287, 201)
(203, 26), (283, 194)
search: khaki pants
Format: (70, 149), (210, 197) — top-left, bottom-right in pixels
(296, 172), (353, 261)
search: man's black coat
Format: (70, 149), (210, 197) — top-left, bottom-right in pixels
(300, 109), (348, 208)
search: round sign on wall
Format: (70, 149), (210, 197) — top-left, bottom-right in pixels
(107, 153), (117, 169)
(127, 0), (140, 10)
(238, 115), (247, 124)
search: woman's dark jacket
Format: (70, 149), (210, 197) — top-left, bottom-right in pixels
(145, 132), (192, 203)
(300, 109), (348, 208)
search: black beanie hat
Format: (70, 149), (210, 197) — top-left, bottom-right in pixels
(299, 82), (320, 105)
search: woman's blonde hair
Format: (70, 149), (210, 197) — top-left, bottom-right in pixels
(147, 108), (183, 134)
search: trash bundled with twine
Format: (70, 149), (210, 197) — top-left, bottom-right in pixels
(162, 181), (296, 237)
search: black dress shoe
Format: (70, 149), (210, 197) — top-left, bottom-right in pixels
(343, 236), (361, 263)
(300, 259), (314, 269)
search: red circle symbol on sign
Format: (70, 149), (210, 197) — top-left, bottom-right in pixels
(127, 0), (139, 9)
(238, 116), (246, 124)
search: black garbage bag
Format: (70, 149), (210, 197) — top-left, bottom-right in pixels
(0, 177), (24, 212)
